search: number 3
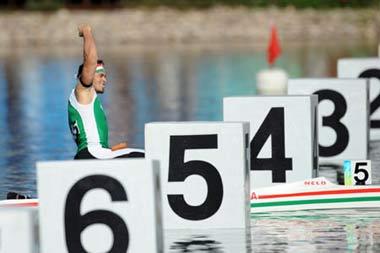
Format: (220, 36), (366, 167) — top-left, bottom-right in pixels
(313, 89), (349, 157)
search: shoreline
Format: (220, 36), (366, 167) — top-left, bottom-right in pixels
(0, 7), (379, 47)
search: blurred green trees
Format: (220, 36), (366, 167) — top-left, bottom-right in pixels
(0, 0), (378, 10)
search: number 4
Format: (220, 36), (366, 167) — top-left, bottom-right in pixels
(250, 107), (293, 183)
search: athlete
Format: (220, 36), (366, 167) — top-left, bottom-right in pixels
(68, 25), (144, 159)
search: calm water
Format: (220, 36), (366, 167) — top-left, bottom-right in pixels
(0, 42), (379, 252)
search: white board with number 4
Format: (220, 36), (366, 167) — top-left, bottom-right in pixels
(224, 96), (318, 189)
(288, 78), (369, 163)
(338, 58), (380, 140)
(145, 122), (250, 229)
(37, 159), (163, 253)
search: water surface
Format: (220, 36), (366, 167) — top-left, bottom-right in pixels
(0, 41), (379, 252)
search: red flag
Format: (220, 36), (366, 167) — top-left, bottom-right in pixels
(267, 25), (281, 66)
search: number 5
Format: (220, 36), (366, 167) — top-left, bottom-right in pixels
(168, 135), (224, 221)
(353, 162), (369, 185)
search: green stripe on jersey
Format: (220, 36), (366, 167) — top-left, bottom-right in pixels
(94, 97), (109, 148)
(68, 102), (87, 152)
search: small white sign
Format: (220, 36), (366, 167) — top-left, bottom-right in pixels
(223, 96), (318, 189)
(343, 160), (372, 185)
(288, 78), (369, 163)
(338, 58), (380, 139)
(0, 208), (38, 253)
(145, 122), (250, 229)
(37, 159), (163, 253)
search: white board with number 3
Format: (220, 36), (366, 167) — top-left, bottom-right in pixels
(338, 58), (380, 140)
(223, 96), (318, 189)
(288, 78), (369, 163)
(37, 159), (163, 253)
(145, 122), (250, 230)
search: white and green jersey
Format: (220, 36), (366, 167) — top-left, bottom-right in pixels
(68, 89), (109, 152)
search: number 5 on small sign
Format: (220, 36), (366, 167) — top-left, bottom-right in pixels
(344, 160), (372, 185)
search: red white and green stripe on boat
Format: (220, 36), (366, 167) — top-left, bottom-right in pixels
(1, 177), (379, 214)
(251, 177), (380, 213)
(0, 199), (38, 208)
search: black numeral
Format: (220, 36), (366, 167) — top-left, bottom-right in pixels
(359, 69), (380, 128)
(353, 162), (369, 185)
(314, 89), (349, 157)
(65, 175), (129, 252)
(168, 135), (223, 220)
(251, 107), (293, 183)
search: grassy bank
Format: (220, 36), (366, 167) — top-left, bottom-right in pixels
(0, 7), (378, 47)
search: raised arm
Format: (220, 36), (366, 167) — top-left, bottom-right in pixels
(75, 25), (98, 103)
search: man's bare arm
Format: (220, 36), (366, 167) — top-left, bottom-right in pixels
(75, 25), (98, 103)
(78, 25), (97, 86)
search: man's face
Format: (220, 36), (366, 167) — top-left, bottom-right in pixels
(93, 72), (107, 94)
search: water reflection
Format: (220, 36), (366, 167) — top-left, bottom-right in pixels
(0, 42), (379, 253)
(166, 228), (251, 252)
(252, 209), (380, 252)
(170, 235), (223, 252)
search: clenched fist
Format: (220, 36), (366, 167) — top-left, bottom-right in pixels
(78, 24), (92, 37)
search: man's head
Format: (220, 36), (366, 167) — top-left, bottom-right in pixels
(77, 60), (107, 94)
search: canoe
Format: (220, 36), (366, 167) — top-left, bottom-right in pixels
(251, 177), (380, 214)
(0, 199), (38, 208)
(2, 177), (380, 214)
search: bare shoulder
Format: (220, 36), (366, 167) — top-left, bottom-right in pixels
(74, 83), (95, 105)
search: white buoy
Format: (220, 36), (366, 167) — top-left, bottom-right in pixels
(256, 68), (288, 95)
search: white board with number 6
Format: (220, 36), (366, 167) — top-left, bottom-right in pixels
(288, 78), (369, 163)
(224, 96), (318, 189)
(0, 208), (38, 253)
(338, 58), (380, 140)
(145, 122), (250, 229)
(37, 159), (163, 253)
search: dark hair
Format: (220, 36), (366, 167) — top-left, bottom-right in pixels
(76, 60), (104, 79)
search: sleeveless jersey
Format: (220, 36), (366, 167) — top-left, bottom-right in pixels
(68, 89), (109, 152)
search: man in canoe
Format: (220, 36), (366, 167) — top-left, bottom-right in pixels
(68, 25), (144, 159)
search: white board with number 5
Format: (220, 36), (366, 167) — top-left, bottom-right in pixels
(145, 122), (250, 229)
(37, 159), (163, 253)
(224, 96), (318, 189)
(288, 78), (369, 163)
(338, 58), (380, 140)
